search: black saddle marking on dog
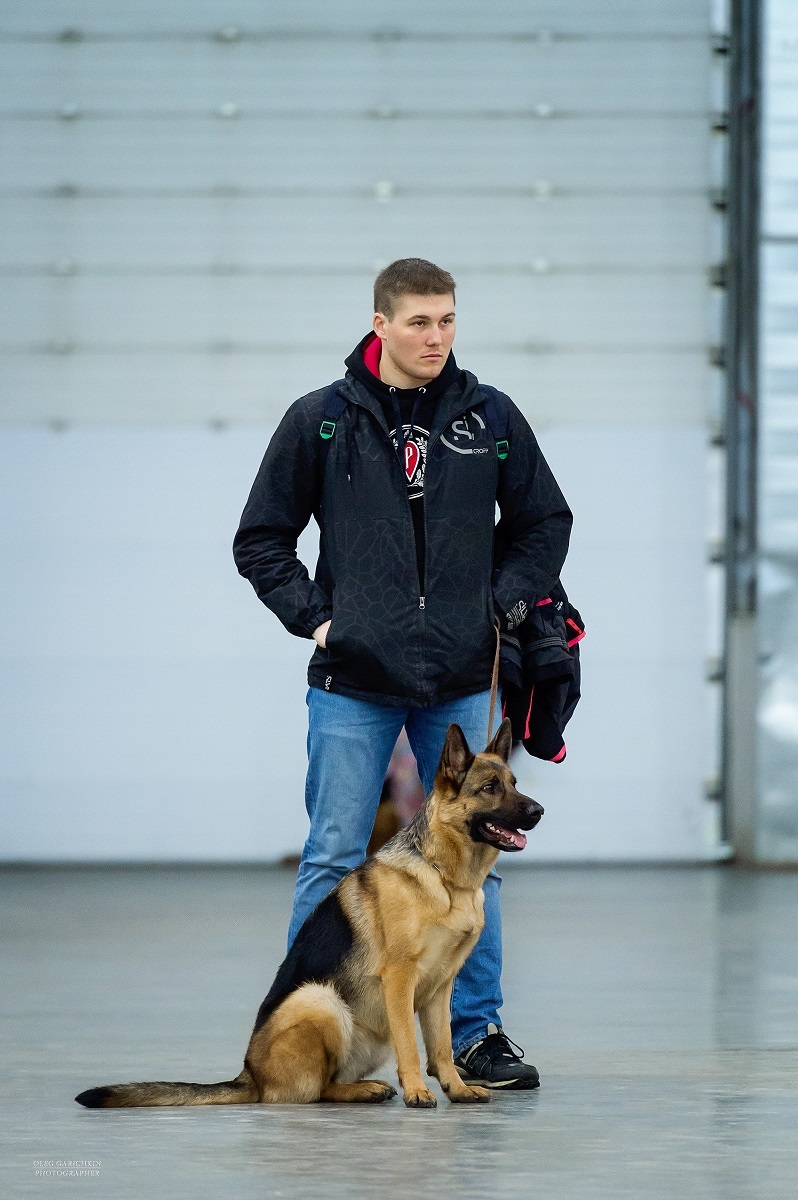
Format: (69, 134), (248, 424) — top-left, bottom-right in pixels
(252, 889), (355, 1034)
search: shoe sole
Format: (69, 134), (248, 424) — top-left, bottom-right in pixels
(455, 1067), (540, 1090)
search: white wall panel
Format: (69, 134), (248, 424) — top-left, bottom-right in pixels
(2, 116), (712, 191)
(0, 2), (714, 37)
(0, 425), (712, 862)
(0, 195), (714, 270)
(0, 40), (712, 114)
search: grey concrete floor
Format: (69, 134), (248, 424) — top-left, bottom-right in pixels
(1, 865), (797, 1200)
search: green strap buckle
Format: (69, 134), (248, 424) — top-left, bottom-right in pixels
(319, 420), (336, 440)
(495, 438), (509, 461)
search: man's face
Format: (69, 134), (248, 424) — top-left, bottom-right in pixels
(373, 292), (456, 386)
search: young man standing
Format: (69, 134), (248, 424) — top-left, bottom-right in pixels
(234, 258), (571, 1088)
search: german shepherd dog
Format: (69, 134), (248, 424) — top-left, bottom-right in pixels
(75, 719), (542, 1110)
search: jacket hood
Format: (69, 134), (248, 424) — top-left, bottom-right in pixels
(344, 331), (461, 406)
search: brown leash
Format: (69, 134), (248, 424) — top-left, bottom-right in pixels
(486, 617), (502, 743)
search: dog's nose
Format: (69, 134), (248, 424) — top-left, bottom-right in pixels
(525, 801), (544, 826)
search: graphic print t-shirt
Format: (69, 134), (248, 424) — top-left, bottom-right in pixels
(388, 396), (433, 593)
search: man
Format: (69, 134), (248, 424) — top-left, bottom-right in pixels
(234, 258), (572, 1088)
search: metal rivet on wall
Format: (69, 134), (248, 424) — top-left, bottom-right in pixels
(709, 538), (726, 565)
(215, 26), (241, 42)
(374, 181), (394, 202)
(534, 103), (554, 118)
(217, 102), (239, 118)
(531, 258), (550, 273)
(533, 181), (553, 199)
(59, 105), (81, 121)
(709, 263), (727, 288)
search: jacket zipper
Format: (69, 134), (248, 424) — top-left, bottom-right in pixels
(373, 412), (426, 608)
(352, 389), (486, 621)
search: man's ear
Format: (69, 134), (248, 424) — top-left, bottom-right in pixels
(484, 717), (513, 763)
(436, 723), (475, 787)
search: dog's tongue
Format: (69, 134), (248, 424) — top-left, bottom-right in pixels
(492, 823), (527, 850)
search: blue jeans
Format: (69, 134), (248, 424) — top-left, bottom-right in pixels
(287, 686), (503, 1058)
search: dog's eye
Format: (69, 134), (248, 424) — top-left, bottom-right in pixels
(482, 781), (496, 793)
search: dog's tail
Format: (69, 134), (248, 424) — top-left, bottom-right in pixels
(75, 1066), (257, 1108)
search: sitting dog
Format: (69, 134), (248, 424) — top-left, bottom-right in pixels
(76, 718), (542, 1110)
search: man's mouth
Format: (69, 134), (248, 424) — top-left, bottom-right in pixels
(477, 819), (527, 852)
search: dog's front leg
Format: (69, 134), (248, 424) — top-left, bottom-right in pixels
(380, 964), (436, 1108)
(419, 982), (490, 1104)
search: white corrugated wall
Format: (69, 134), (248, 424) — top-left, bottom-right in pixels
(0, 1), (726, 860)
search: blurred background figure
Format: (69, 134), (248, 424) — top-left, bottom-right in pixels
(367, 730), (426, 855)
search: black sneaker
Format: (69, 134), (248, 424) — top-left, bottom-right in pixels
(454, 1024), (540, 1090)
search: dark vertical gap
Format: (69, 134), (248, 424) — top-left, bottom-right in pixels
(721, 0), (762, 846)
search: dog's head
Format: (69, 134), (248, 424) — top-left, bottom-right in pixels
(433, 719), (543, 852)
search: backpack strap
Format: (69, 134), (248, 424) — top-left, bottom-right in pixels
(319, 378), (348, 441)
(315, 379), (350, 502)
(477, 384), (511, 461)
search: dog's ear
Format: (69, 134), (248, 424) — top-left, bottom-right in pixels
(484, 717), (513, 763)
(436, 723), (475, 787)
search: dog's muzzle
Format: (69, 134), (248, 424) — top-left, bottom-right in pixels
(475, 798), (544, 852)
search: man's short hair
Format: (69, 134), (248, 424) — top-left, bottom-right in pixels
(373, 258), (456, 320)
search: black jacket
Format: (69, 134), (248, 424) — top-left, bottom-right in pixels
(500, 582), (585, 761)
(233, 353), (572, 708)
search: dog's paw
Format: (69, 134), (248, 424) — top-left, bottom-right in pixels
(448, 1084), (491, 1104)
(403, 1086), (437, 1108)
(361, 1080), (398, 1102)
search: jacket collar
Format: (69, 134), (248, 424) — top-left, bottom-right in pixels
(340, 333), (482, 440)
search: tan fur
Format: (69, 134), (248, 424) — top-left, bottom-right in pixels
(76, 719), (540, 1111)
